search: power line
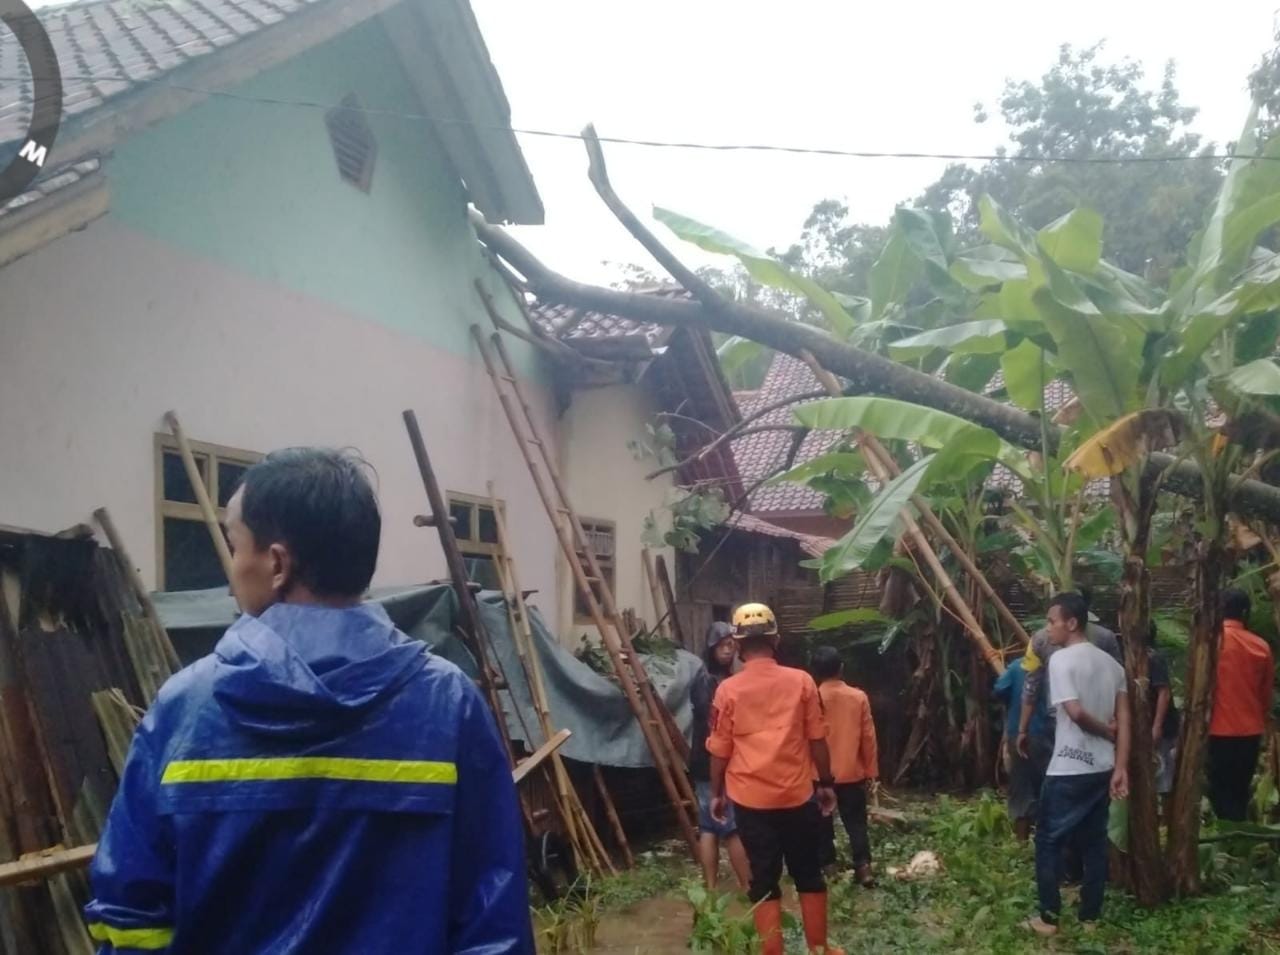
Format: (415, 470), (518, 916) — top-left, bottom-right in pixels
(2, 69), (1277, 164)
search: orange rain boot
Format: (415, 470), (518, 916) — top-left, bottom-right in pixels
(752, 898), (784, 955)
(799, 892), (846, 955)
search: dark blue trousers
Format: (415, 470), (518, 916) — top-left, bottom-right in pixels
(1034, 772), (1111, 923)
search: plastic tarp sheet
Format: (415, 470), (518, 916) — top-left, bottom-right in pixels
(152, 584), (699, 769)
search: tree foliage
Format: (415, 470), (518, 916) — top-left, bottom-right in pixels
(787, 44), (1223, 289)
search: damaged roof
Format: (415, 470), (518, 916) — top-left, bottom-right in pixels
(530, 288), (743, 497)
(529, 286), (687, 357)
(724, 511), (834, 559)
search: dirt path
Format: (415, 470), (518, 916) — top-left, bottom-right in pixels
(592, 896), (694, 954)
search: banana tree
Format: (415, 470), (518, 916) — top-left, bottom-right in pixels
(654, 207), (1036, 655)
(1138, 106), (1280, 894)
(841, 107), (1280, 898)
(653, 128), (1280, 897)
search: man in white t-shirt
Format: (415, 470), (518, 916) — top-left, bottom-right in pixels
(1027, 592), (1130, 937)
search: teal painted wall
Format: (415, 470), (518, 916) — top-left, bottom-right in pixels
(108, 17), (534, 369)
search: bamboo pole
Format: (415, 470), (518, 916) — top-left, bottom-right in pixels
(577, 783), (616, 876)
(0, 844), (96, 888)
(163, 411), (234, 585)
(797, 352), (1006, 673)
(487, 486), (611, 873)
(484, 328), (696, 775)
(469, 324), (699, 854)
(796, 351), (1026, 645)
(93, 507), (182, 673)
(641, 548), (672, 642)
(474, 325), (697, 849)
(484, 329), (700, 811)
(401, 412), (515, 769)
(593, 765), (635, 869)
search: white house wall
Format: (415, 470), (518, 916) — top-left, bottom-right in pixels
(559, 382), (677, 649)
(0, 218), (564, 629)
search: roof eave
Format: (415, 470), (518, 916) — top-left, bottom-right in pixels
(384, 0), (543, 225)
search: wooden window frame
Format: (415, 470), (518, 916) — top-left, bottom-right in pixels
(154, 434), (261, 591)
(446, 492), (506, 593)
(446, 491), (504, 557)
(574, 517), (616, 624)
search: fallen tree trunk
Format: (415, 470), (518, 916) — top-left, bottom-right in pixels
(471, 215), (1280, 524)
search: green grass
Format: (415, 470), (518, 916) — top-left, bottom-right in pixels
(576, 793), (1280, 954)
(826, 792), (1280, 954)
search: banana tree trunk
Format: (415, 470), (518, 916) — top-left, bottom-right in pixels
(1118, 549), (1168, 906)
(1165, 538), (1226, 896)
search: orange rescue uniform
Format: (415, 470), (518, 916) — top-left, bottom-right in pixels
(1211, 619), (1275, 738)
(707, 657), (827, 809)
(818, 679), (878, 784)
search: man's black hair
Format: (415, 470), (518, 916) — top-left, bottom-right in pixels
(1222, 588), (1252, 623)
(1048, 592), (1089, 631)
(238, 447), (380, 598)
(736, 633), (775, 657)
(811, 645), (842, 682)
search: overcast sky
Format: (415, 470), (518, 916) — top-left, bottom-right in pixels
(471, 0), (1279, 283)
(19, 0), (1280, 284)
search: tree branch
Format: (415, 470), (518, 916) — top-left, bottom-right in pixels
(582, 124), (726, 311)
(647, 388), (828, 480)
(474, 280), (615, 372)
(645, 425), (807, 481)
(470, 210), (1280, 525)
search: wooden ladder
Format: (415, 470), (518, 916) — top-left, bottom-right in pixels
(470, 322), (700, 854)
(486, 484), (624, 873)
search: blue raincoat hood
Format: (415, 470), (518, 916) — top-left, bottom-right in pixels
(212, 602), (427, 738)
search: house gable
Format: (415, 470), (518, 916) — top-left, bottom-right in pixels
(103, 17), (522, 362)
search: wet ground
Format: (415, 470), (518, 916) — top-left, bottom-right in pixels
(592, 896), (694, 954)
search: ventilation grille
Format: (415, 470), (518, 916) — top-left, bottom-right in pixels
(325, 94), (377, 192)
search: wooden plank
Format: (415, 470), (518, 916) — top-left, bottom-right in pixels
(94, 507), (181, 676)
(653, 555), (688, 649)
(0, 569), (62, 852)
(18, 629), (116, 837)
(640, 549), (671, 643)
(0, 844), (95, 888)
(512, 729), (572, 786)
(163, 413), (235, 586)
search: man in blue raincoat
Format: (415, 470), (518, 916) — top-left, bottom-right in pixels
(85, 447), (533, 954)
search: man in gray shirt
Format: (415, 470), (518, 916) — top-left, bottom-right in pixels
(1026, 592), (1130, 936)
(1016, 589), (1121, 760)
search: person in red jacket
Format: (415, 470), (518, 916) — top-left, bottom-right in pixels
(811, 646), (879, 888)
(707, 604), (843, 955)
(1208, 588), (1275, 821)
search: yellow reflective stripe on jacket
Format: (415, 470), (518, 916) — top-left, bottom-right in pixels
(160, 757), (458, 786)
(87, 922), (174, 950)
